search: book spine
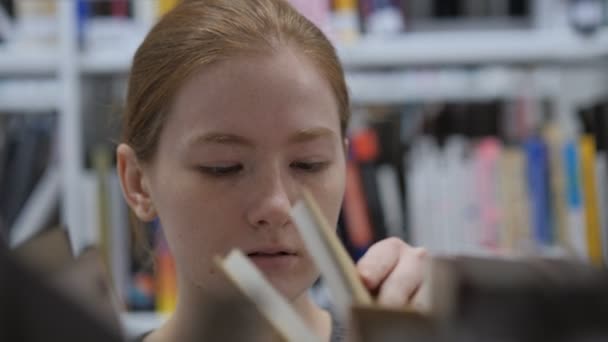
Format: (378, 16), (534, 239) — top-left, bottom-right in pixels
(331, 0), (360, 42)
(499, 148), (531, 252)
(579, 135), (604, 266)
(111, 0), (129, 17)
(445, 137), (472, 255)
(92, 145), (112, 276)
(154, 221), (177, 314)
(77, 0), (90, 48)
(109, 171), (130, 306)
(376, 164), (405, 239)
(524, 137), (553, 247)
(158, 0), (179, 17)
(343, 160), (374, 258)
(563, 140), (588, 260)
(499, 148), (516, 252)
(474, 137), (502, 251)
(359, 162), (387, 241)
(594, 152), (608, 266)
(543, 125), (569, 251)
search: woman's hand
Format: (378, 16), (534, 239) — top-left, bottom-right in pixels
(356, 237), (429, 310)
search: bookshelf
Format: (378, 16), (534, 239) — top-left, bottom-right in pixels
(0, 48), (58, 75)
(0, 80), (59, 112)
(77, 27), (608, 73)
(80, 45), (138, 74)
(337, 28), (608, 67)
(349, 65), (608, 106)
(1, 0), (608, 337)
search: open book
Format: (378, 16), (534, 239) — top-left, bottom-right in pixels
(214, 249), (321, 342)
(215, 189), (608, 341)
(215, 189), (432, 341)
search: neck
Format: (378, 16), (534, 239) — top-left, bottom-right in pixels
(146, 278), (331, 341)
(292, 289), (332, 340)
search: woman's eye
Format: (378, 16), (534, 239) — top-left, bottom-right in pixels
(198, 164), (243, 177)
(291, 161), (328, 172)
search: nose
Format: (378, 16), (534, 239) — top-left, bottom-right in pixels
(245, 168), (293, 230)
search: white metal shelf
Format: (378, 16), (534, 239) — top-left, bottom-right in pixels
(0, 80), (60, 112)
(337, 28), (608, 67)
(0, 47), (59, 75)
(347, 67), (564, 104)
(80, 46), (136, 74)
(75, 28), (608, 74)
(348, 65), (608, 105)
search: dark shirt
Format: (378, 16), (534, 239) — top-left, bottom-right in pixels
(132, 309), (346, 342)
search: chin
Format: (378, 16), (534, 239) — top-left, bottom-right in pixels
(263, 269), (317, 302)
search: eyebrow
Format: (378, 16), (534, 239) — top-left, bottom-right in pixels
(288, 127), (337, 144)
(186, 127), (337, 148)
(187, 132), (255, 148)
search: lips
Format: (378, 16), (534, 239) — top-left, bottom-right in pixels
(245, 247), (297, 257)
(245, 247), (298, 270)
(248, 251), (293, 257)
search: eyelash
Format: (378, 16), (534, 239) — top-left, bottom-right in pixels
(291, 161), (329, 173)
(198, 161), (329, 177)
(198, 164), (243, 177)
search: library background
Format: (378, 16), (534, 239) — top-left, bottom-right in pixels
(1, 0), (608, 340)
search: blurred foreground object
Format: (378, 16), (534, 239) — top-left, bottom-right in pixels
(0, 228), (123, 341)
(354, 256), (608, 341)
(218, 190), (608, 341)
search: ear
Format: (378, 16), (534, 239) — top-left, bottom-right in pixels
(116, 144), (157, 222)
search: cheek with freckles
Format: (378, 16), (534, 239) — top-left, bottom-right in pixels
(149, 169), (245, 292)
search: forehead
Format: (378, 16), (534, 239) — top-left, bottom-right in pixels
(163, 46), (340, 147)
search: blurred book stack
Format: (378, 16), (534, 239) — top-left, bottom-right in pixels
(336, 100), (608, 268)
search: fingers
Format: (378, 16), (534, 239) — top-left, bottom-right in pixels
(356, 237), (402, 290)
(356, 237), (429, 310)
(376, 247), (427, 308)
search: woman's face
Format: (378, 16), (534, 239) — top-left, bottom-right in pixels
(143, 46), (346, 299)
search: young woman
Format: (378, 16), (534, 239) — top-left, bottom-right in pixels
(117, 0), (428, 340)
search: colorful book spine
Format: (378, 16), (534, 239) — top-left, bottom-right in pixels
(499, 148), (531, 253)
(563, 140), (588, 260)
(595, 152), (608, 266)
(579, 135), (604, 266)
(158, 0), (179, 17)
(543, 125), (568, 250)
(155, 221), (177, 314)
(474, 138), (502, 251)
(524, 137), (553, 247)
(331, 0), (359, 42)
(343, 161), (374, 259)
(343, 129), (378, 258)
(111, 0), (129, 17)
(77, 0), (91, 47)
